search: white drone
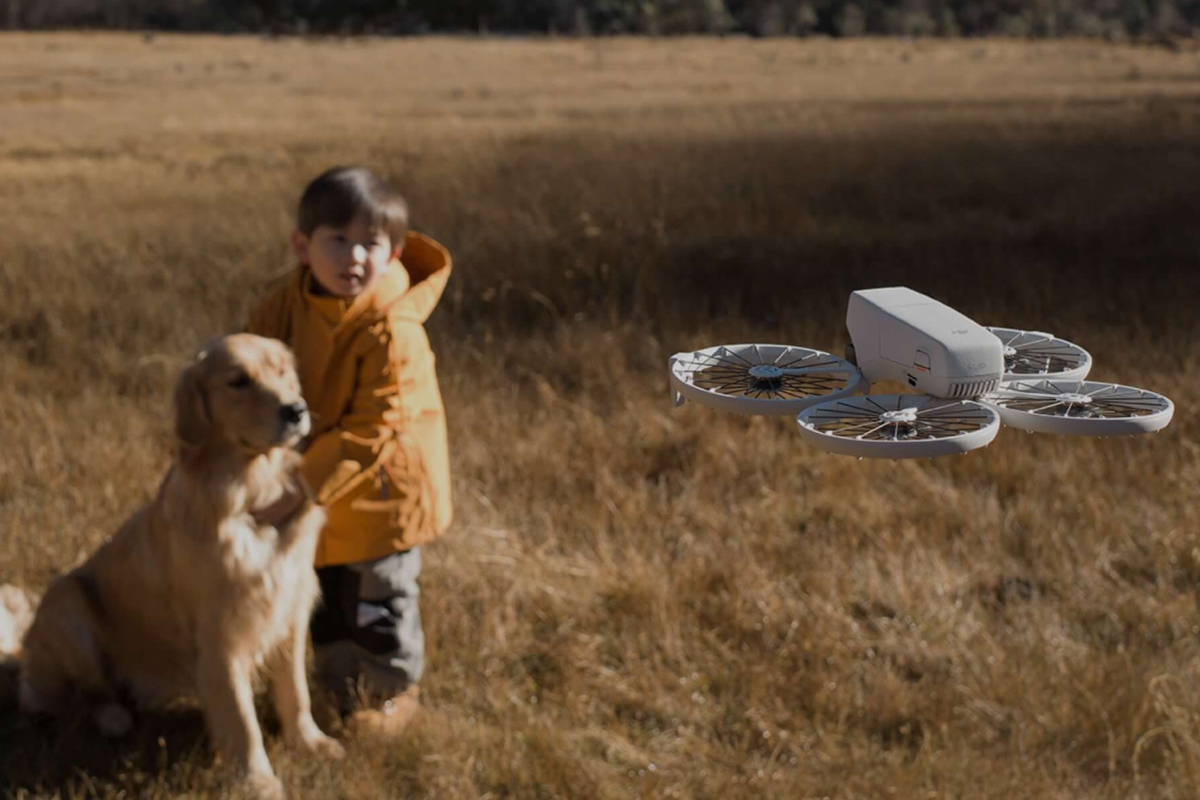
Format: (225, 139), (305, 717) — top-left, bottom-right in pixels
(668, 287), (1175, 459)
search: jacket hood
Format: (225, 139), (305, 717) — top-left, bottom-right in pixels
(294, 231), (452, 335)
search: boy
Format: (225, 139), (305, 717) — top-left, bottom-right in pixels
(246, 166), (453, 737)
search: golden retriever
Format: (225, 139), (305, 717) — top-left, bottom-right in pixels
(16, 333), (343, 799)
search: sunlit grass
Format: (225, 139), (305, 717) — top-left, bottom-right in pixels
(1, 32), (1199, 799)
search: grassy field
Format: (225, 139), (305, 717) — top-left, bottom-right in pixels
(1, 31), (1199, 799)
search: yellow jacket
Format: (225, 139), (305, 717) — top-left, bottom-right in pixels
(247, 232), (453, 567)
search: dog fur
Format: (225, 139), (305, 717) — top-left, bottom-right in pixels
(15, 334), (343, 799)
(0, 584), (34, 660)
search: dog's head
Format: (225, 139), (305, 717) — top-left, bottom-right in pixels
(174, 334), (310, 465)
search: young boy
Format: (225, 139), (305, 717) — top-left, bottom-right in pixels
(246, 166), (453, 737)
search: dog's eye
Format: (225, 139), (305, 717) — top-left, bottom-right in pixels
(228, 373), (251, 389)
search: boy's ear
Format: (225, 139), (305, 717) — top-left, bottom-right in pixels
(290, 230), (310, 264)
(391, 242), (404, 261)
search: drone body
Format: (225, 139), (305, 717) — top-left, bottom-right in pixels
(847, 287), (1004, 399)
(668, 287), (1174, 459)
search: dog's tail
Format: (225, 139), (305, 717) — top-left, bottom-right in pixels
(0, 583), (36, 661)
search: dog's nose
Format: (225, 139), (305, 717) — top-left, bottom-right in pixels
(279, 402), (307, 426)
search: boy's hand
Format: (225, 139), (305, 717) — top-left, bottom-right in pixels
(251, 485), (308, 529)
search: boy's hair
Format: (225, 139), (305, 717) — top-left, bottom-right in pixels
(297, 166), (409, 245)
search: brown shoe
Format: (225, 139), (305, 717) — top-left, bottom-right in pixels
(346, 685), (420, 738)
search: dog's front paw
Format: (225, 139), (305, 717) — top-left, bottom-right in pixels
(287, 715), (346, 760)
(298, 730), (345, 760)
(242, 772), (285, 800)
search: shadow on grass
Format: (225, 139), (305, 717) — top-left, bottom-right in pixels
(416, 118), (1200, 352)
(0, 658), (213, 796)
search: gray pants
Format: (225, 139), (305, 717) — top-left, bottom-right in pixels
(309, 547), (424, 702)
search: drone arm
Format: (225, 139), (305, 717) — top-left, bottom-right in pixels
(668, 355), (686, 407)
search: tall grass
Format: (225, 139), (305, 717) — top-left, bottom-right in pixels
(1, 33), (1199, 799)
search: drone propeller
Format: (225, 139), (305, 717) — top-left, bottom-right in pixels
(985, 327), (1092, 382)
(669, 343), (864, 416)
(979, 379), (1174, 436)
(796, 394), (1000, 459)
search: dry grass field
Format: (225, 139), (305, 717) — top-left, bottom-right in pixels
(1, 31), (1199, 799)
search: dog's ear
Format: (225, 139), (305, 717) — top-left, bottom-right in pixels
(173, 351), (211, 462)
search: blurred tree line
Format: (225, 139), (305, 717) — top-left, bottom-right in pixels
(2, 0), (1197, 40)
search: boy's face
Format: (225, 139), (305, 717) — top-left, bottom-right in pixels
(291, 213), (402, 299)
